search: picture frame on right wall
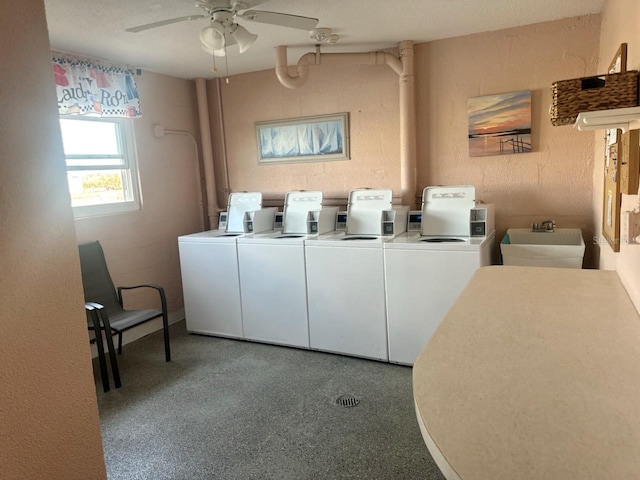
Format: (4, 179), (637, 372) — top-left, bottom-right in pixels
(467, 90), (532, 157)
(602, 43), (628, 252)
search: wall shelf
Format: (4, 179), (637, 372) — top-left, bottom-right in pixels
(574, 106), (640, 132)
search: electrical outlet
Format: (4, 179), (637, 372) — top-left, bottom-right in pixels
(627, 209), (640, 245)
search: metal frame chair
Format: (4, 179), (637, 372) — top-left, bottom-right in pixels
(79, 241), (171, 364)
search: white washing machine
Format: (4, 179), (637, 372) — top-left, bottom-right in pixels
(178, 192), (271, 338)
(383, 185), (495, 365)
(305, 189), (408, 361)
(237, 191), (337, 348)
(305, 232), (391, 360)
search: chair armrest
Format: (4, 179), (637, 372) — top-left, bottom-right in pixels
(118, 284), (164, 292)
(85, 301), (105, 311)
(85, 302), (104, 337)
(117, 284), (167, 313)
(85, 302), (110, 328)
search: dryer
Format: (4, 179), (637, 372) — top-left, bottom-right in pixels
(178, 192), (273, 338)
(383, 186), (495, 365)
(305, 189), (408, 361)
(237, 191), (337, 348)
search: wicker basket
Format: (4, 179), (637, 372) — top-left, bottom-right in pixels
(550, 71), (639, 126)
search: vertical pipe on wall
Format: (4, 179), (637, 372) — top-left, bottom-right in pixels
(398, 40), (416, 208)
(274, 42), (416, 207)
(156, 127), (206, 232)
(195, 77), (220, 228)
(214, 78), (232, 199)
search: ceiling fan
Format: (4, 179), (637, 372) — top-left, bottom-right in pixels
(126, 0), (319, 57)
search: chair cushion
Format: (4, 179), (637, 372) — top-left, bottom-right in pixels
(108, 309), (163, 331)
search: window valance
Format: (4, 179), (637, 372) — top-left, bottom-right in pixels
(52, 52), (142, 118)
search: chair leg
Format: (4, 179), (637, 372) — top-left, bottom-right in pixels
(117, 331), (123, 355)
(162, 311), (171, 362)
(157, 286), (170, 362)
(99, 311), (121, 389)
(89, 310), (109, 393)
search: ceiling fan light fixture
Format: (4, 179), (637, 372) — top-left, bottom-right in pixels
(231, 24), (257, 54)
(202, 44), (227, 57)
(200, 21), (226, 51)
(326, 34), (340, 44)
(309, 27), (339, 44)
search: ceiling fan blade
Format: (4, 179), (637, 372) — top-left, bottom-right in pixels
(239, 10), (319, 30)
(235, 0), (269, 9)
(191, 0), (267, 10)
(126, 15), (206, 33)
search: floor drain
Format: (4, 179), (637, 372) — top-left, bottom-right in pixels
(333, 394), (360, 408)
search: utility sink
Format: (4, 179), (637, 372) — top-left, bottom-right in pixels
(500, 228), (585, 269)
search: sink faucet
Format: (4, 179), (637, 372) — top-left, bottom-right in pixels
(532, 220), (556, 232)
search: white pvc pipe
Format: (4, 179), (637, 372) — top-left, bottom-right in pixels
(195, 77), (220, 229)
(275, 46), (403, 89)
(316, 51), (403, 76)
(274, 43), (417, 208)
(398, 40), (416, 207)
(161, 128), (206, 232)
(214, 78), (231, 197)
(275, 47), (313, 89)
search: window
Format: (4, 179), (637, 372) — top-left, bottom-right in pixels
(59, 116), (141, 217)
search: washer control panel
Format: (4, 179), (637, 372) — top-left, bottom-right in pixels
(335, 211), (348, 231)
(218, 211), (228, 230)
(273, 212), (284, 230)
(407, 210), (422, 231)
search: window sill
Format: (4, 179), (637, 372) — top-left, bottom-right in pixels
(73, 201), (140, 219)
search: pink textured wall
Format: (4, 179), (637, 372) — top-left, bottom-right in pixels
(416, 15), (601, 266)
(0, 1), (106, 478)
(214, 63), (400, 199)
(595, 0), (640, 311)
(75, 72), (203, 339)
(212, 18), (601, 265)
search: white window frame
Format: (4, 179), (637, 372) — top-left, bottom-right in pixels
(60, 116), (141, 218)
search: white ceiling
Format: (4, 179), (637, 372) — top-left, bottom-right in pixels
(44, 0), (605, 79)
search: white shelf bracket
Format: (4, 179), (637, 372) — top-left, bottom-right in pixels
(574, 106), (640, 132)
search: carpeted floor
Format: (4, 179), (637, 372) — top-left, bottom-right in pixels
(95, 321), (445, 480)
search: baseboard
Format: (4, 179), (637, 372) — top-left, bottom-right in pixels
(90, 308), (185, 358)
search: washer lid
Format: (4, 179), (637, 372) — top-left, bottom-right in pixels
(226, 192), (262, 233)
(178, 229), (246, 242)
(282, 191), (323, 234)
(346, 188), (393, 235)
(421, 186), (475, 237)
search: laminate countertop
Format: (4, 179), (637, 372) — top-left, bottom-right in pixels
(413, 266), (640, 480)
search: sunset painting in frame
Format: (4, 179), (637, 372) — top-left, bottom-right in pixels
(468, 90), (531, 157)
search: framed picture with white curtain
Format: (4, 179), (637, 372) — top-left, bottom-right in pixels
(255, 113), (350, 164)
